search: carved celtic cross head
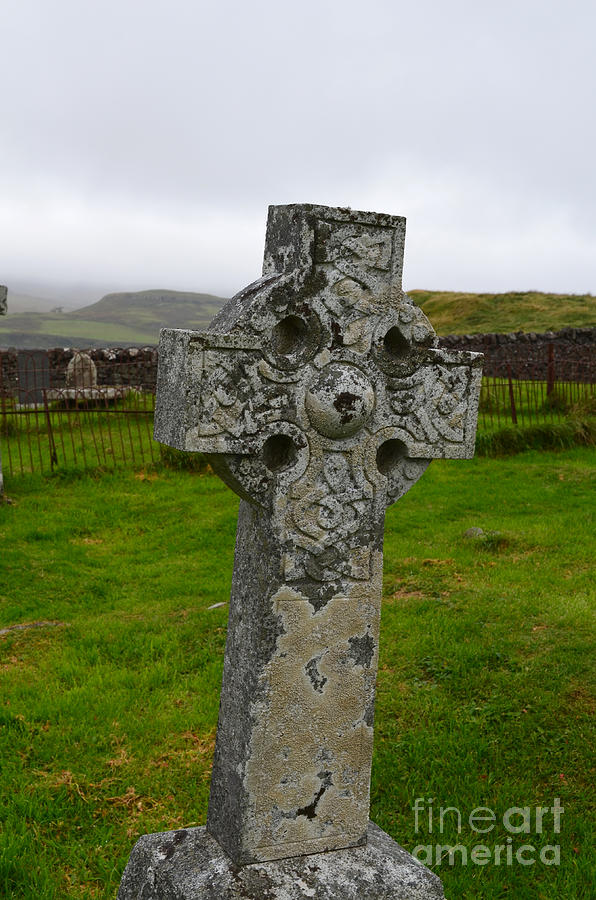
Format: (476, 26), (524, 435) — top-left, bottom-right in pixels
(155, 203), (482, 524)
(154, 205), (483, 865)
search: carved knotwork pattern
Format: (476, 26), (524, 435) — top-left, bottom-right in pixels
(387, 365), (471, 445)
(156, 206), (482, 596)
(284, 450), (377, 584)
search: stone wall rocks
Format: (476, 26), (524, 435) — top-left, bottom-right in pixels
(438, 327), (594, 380)
(0, 347), (158, 393)
(1, 328), (593, 396)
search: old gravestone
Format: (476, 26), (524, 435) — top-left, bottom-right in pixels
(17, 350), (51, 406)
(66, 350), (98, 390)
(0, 285), (6, 495)
(47, 350), (129, 404)
(118, 205), (483, 898)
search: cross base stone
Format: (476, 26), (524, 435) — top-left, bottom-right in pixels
(117, 822), (443, 899)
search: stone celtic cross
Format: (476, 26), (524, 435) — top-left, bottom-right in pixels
(152, 205), (482, 873)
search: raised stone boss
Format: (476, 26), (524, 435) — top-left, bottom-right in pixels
(118, 205), (482, 898)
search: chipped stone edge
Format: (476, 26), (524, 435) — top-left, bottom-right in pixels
(117, 821), (445, 899)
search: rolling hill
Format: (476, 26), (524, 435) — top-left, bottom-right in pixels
(410, 290), (596, 335)
(0, 289), (227, 349)
(0, 288), (594, 349)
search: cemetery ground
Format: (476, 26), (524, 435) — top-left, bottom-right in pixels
(0, 449), (594, 899)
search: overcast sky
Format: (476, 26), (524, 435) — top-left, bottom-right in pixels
(1, 0), (595, 300)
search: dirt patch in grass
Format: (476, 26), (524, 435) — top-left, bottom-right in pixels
(386, 588), (426, 603)
(0, 620), (67, 637)
(565, 686), (595, 716)
(146, 729), (216, 775)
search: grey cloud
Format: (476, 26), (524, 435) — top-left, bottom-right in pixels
(0, 0), (594, 294)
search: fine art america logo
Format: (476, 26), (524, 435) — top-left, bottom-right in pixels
(412, 798), (563, 867)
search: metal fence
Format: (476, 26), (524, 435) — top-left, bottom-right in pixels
(479, 361), (594, 430)
(0, 348), (594, 479)
(0, 349), (157, 477)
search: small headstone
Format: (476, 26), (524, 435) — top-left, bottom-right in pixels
(118, 205), (483, 899)
(47, 350), (128, 404)
(17, 350), (51, 406)
(66, 351), (98, 389)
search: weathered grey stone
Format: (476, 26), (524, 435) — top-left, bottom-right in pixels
(66, 351), (97, 388)
(119, 204), (482, 896)
(464, 527), (484, 539)
(152, 204), (482, 866)
(17, 350), (50, 405)
(46, 349), (131, 403)
(118, 822), (444, 899)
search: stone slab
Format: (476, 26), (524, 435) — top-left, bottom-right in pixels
(117, 821), (444, 900)
(45, 387), (132, 402)
(17, 349), (50, 405)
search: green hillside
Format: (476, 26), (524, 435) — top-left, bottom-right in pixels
(71, 289), (225, 327)
(410, 290), (596, 335)
(0, 288), (594, 349)
(0, 289), (227, 349)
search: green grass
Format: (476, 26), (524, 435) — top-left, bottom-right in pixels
(1, 451), (595, 898)
(0, 314), (159, 347)
(477, 419), (596, 456)
(410, 290), (596, 335)
(0, 395), (157, 477)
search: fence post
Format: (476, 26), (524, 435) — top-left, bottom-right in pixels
(547, 343), (555, 397)
(0, 351), (5, 430)
(507, 364), (518, 425)
(42, 391), (58, 468)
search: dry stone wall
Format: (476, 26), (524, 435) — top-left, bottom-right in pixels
(438, 327), (595, 381)
(0, 347), (158, 394)
(1, 329), (593, 395)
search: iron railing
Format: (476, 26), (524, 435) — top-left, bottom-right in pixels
(0, 346), (594, 479)
(0, 349), (157, 477)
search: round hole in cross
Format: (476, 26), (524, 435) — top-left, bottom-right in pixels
(376, 438), (408, 475)
(262, 434), (297, 473)
(271, 315), (308, 356)
(383, 326), (410, 360)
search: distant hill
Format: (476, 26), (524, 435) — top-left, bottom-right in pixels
(0, 289), (227, 349)
(71, 289), (226, 327)
(0, 288), (594, 349)
(5, 291), (79, 315)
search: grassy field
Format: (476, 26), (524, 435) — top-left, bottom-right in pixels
(410, 290), (596, 335)
(0, 394), (157, 478)
(0, 317), (159, 350)
(1, 288), (594, 348)
(1, 450), (595, 899)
